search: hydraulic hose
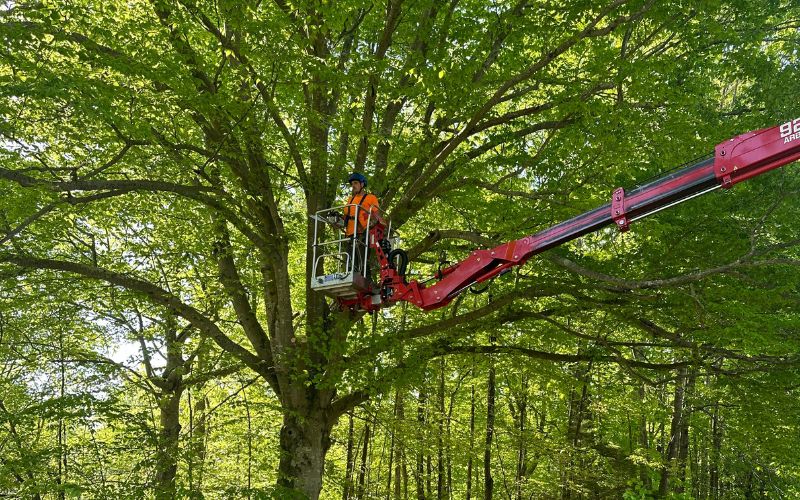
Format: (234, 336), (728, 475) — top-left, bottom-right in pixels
(388, 248), (409, 284)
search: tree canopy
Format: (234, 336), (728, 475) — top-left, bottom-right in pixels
(1, 0), (800, 498)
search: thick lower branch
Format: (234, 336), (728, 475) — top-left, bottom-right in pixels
(1, 253), (279, 392)
(213, 220), (275, 366)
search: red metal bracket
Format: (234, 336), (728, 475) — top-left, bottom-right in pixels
(611, 187), (629, 232)
(714, 138), (739, 189)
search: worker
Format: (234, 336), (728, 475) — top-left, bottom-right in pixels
(343, 172), (383, 279)
(343, 172), (382, 236)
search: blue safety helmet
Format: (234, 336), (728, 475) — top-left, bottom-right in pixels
(347, 172), (367, 188)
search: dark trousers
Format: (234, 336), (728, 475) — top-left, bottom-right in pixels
(345, 232), (374, 280)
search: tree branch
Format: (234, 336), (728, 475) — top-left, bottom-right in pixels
(212, 218), (274, 367)
(433, 343), (692, 371)
(0, 253), (279, 392)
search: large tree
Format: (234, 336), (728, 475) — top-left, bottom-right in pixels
(2, 0), (799, 497)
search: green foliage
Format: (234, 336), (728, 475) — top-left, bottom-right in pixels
(2, 0), (800, 497)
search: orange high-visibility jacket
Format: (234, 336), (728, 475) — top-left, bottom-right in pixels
(344, 192), (379, 236)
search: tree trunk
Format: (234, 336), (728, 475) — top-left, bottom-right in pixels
(57, 331), (67, 500)
(415, 386), (427, 500)
(697, 416), (708, 499)
(513, 378), (528, 500)
(277, 411), (333, 499)
(356, 423), (371, 500)
(659, 366), (687, 497)
(484, 361), (496, 500)
(155, 392), (182, 500)
(344, 413), (355, 500)
(466, 384), (475, 500)
(188, 387), (209, 493)
(426, 455), (432, 499)
(243, 385), (253, 494)
(446, 375), (460, 500)
(677, 369), (696, 493)
(633, 348), (652, 491)
(387, 429), (395, 500)
(437, 358), (445, 499)
(154, 323), (186, 500)
(710, 403), (721, 500)
(563, 363), (592, 499)
(394, 391), (405, 500)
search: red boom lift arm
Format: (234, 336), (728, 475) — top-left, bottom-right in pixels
(346, 118), (800, 312)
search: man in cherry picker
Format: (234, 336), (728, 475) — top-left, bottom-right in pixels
(343, 172), (381, 236)
(343, 172), (384, 280)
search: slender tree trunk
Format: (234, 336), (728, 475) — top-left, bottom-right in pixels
(437, 358), (445, 499)
(387, 429), (395, 500)
(698, 421), (708, 499)
(514, 379), (528, 500)
(571, 368), (591, 448)
(402, 448), (409, 500)
(563, 363), (591, 500)
(484, 360), (496, 500)
(446, 379), (458, 500)
(659, 366), (687, 497)
(155, 391), (182, 500)
(356, 423), (371, 500)
(57, 330), (67, 500)
(677, 369), (696, 493)
(187, 340), (210, 495)
(633, 348), (651, 491)
(154, 325), (185, 500)
(243, 385), (253, 496)
(415, 386), (427, 500)
(466, 384), (475, 500)
(638, 384), (651, 490)
(344, 413), (356, 500)
(563, 381), (575, 499)
(394, 391), (405, 500)
(691, 427), (699, 498)
(426, 455), (432, 499)
(188, 386), (209, 494)
(710, 404), (721, 500)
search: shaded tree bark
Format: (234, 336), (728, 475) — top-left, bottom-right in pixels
(562, 362), (592, 499)
(634, 347), (652, 491)
(710, 403), (722, 500)
(415, 384), (427, 500)
(677, 368), (696, 493)
(188, 387), (209, 493)
(356, 422), (371, 499)
(154, 391), (182, 500)
(466, 384), (476, 500)
(152, 318), (188, 500)
(279, 412), (334, 499)
(437, 358), (445, 499)
(343, 413), (356, 500)
(393, 390), (405, 500)
(659, 366), (687, 497)
(510, 375), (529, 500)
(484, 359), (496, 500)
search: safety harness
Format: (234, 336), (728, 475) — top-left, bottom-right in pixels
(343, 192), (370, 233)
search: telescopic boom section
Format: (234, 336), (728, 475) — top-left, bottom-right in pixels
(351, 119), (800, 312)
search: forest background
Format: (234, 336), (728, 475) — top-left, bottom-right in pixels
(1, 0), (800, 498)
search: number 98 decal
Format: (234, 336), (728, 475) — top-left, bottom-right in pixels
(780, 118), (800, 143)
